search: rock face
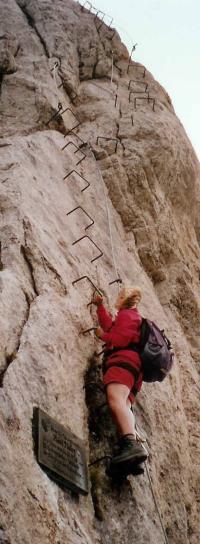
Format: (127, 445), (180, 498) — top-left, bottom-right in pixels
(0, 1), (200, 543)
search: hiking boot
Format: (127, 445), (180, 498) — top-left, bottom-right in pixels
(111, 434), (148, 467)
(106, 462), (144, 483)
(107, 461), (144, 479)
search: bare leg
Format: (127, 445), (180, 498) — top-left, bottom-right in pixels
(126, 398), (136, 438)
(106, 383), (136, 437)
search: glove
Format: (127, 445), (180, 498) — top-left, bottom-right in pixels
(94, 327), (104, 339)
(91, 294), (103, 306)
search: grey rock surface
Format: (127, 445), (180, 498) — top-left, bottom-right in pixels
(0, 1), (200, 543)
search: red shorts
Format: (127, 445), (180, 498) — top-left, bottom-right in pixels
(103, 366), (143, 403)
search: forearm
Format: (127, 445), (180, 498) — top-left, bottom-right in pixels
(97, 304), (113, 331)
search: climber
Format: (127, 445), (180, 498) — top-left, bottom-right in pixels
(92, 286), (148, 470)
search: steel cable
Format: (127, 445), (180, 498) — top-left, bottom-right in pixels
(50, 16), (170, 544)
(145, 462), (169, 544)
(88, 144), (120, 290)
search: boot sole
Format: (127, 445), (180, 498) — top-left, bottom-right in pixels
(107, 463), (144, 478)
(111, 453), (147, 467)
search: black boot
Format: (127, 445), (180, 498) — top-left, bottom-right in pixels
(111, 434), (148, 467)
(106, 461), (144, 480)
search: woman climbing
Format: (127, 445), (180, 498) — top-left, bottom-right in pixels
(92, 286), (148, 470)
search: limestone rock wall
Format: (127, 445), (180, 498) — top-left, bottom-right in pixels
(0, 1), (200, 543)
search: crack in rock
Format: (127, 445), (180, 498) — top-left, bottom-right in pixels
(27, 489), (45, 511)
(0, 229), (39, 387)
(42, 255), (68, 295)
(0, 290), (32, 388)
(16, 1), (50, 58)
(22, 220), (67, 296)
(20, 244), (39, 297)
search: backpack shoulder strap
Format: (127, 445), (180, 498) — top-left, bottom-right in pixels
(139, 317), (149, 349)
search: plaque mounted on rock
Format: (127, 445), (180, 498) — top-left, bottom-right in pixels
(34, 408), (88, 495)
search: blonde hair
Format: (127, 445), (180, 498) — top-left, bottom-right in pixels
(120, 286), (142, 309)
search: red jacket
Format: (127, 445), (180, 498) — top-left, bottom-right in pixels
(97, 304), (142, 372)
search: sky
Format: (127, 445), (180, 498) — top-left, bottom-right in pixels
(79, 0), (200, 159)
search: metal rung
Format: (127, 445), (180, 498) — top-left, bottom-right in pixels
(148, 97), (156, 111)
(64, 122), (80, 138)
(90, 6), (98, 15)
(109, 278), (122, 286)
(63, 170), (90, 192)
(96, 136), (125, 153)
(67, 206), (94, 230)
(95, 350), (105, 357)
(94, 9), (105, 21)
(128, 79), (148, 91)
(96, 13), (113, 31)
(45, 103), (63, 125)
(82, 327), (96, 334)
(72, 235), (103, 263)
(72, 275), (102, 296)
(113, 62), (122, 75)
(105, 15), (113, 28)
(78, 0), (113, 30)
(61, 141), (86, 165)
(127, 63), (146, 78)
(134, 96), (156, 111)
(82, 1), (92, 11)
(61, 108), (80, 137)
(130, 91), (149, 103)
(65, 132), (85, 145)
(96, 13), (105, 31)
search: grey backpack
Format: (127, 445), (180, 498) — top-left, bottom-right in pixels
(139, 318), (174, 382)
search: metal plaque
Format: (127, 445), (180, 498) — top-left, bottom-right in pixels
(36, 408), (88, 495)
